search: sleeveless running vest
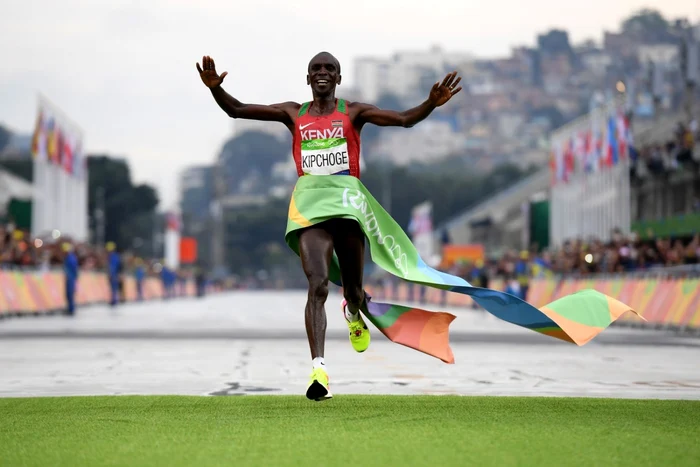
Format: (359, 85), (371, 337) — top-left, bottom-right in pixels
(292, 99), (361, 178)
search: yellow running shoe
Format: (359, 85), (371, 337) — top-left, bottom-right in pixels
(341, 299), (371, 353)
(306, 367), (332, 401)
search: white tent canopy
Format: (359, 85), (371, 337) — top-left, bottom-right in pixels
(0, 169), (34, 215)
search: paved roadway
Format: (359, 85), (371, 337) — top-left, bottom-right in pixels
(1, 291), (699, 399)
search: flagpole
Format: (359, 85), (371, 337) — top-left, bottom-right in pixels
(31, 95), (42, 239)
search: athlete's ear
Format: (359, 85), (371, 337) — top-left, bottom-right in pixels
(337, 75), (342, 86)
(306, 74), (310, 86)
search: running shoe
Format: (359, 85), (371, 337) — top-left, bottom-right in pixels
(341, 299), (371, 353)
(306, 367), (332, 401)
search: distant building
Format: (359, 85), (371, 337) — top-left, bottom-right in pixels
(603, 32), (639, 59)
(354, 46), (475, 103)
(637, 44), (679, 67)
(436, 169), (550, 255)
(580, 50), (613, 78)
(512, 47), (543, 87)
(179, 165), (214, 222)
(371, 120), (468, 166)
(178, 165), (215, 267)
(537, 30), (572, 57)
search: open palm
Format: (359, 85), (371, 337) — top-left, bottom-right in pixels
(429, 72), (462, 107)
(196, 56), (229, 89)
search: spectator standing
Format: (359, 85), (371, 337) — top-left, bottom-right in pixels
(63, 242), (79, 316)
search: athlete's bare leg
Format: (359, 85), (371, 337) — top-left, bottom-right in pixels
(298, 225), (334, 359)
(332, 219), (367, 314)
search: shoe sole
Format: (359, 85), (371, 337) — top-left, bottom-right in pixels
(306, 380), (333, 401)
(351, 342), (369, 353)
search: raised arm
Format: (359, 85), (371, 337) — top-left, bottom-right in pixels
(196, 56), (298, 125)
(353, 71), (462, 128)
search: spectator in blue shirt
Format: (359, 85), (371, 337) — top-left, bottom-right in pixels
(63, 242), (79, 316)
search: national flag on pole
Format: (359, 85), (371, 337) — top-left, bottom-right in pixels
(47, 117), (58, 164)
(593, 128), (603, 171)
(62, 135), (74, 174)
(549, 150), (557, 185)
(72, 140), (83, 179)
(166, 212), (181, 232)
(606, 116), (619, 166)
(584, 130), (594, 173)
(564, 138), (575, 181)
(616, 112), (630, 161)
(56, 128), (65, 167)
(31, 111), (43, 159)
(574, 132), (585, 172)
(31, 94), (88, 242)
(555, 142), (566, 183)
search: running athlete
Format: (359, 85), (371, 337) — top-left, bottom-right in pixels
(197, 52), (461, 400)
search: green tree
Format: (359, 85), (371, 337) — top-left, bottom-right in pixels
(0, 126), (33, 181)
(0, 125), (12, 152)
(223, 199), (289, 274)
(0, 159), (32, 182)
(218, 131), (290, 195)
(87, 155), (159, 252)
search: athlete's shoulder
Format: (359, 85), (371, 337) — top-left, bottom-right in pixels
(271, 102), (302, 124)
(271, 101), (302, 111)
(346, 101), (376, 119)
(346, 100), (375, 110)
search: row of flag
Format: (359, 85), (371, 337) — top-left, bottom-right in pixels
(30, 103), (86, 179)
(550, 110), (634, 185)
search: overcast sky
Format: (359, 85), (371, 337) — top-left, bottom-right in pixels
(1, 0), (697, 209)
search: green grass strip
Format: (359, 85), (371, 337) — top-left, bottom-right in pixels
(1, 395), (699, 466)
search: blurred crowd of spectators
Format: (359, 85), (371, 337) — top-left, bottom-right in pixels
(541, 231), (699, 274)
(0, 220), (168, 277)
(632, 119), (698, 177)
(446, 229), (700, 288)
(2, 222), (102, 270)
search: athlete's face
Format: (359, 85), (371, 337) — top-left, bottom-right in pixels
(307, 54), (341, 96)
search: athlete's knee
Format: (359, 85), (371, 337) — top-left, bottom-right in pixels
(307, 275), (329, 302)
(343, 285), (364, 308)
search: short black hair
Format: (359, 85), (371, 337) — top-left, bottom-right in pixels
(308, 51), (341, 74)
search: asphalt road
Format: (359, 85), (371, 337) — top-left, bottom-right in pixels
(1, 291), (698, 399)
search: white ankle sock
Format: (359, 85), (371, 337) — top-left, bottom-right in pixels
(344, 304), (360, 322)
(312, 357), (326, 370)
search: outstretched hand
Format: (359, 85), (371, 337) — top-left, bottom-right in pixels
(196, 56), (228, 89)
(428, 71), (462, 107)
